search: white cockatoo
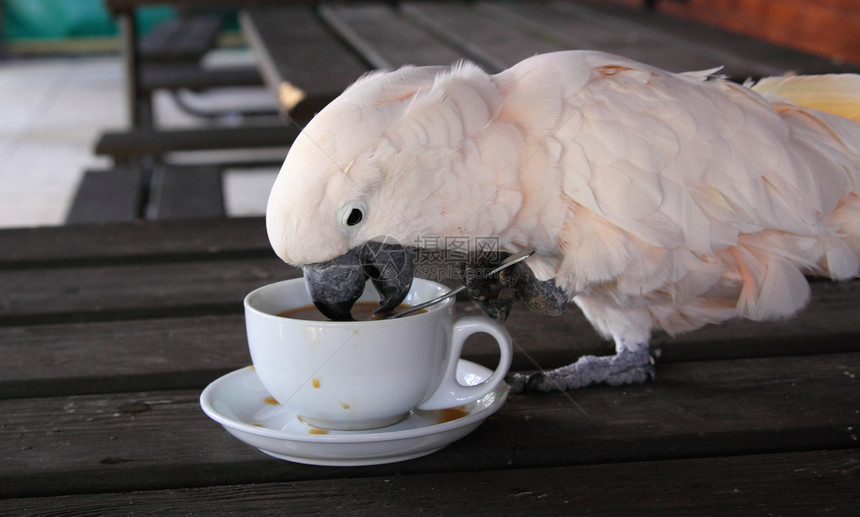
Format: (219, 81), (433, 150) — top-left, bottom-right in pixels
(266, 50), (860, 392)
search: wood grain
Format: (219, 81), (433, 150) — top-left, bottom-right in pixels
(402, 1), (562, 72)
(1, 352), (856, 498)
(3, 450), (857, 515)
(94, 125), (298, 159)
(0, 257), (299, 326)
(240, 5), (368, 117)
(320, 4), (463, 69)
(0, 217), (271, 267)
(2, 269), (859, 398)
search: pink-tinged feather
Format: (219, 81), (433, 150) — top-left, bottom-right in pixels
(267, 50), (860, 350)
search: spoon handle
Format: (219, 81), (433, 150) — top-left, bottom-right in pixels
(390, 285), (467, 319)
(487, 248), (536, 275)
(390, 249), (536, 319)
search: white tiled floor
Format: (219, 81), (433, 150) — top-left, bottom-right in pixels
(0, 51), (280, 228)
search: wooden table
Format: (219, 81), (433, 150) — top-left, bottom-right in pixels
(239, 0), (859, 119)
(1, 216), (858, 513)
(3, 1), (859, 513)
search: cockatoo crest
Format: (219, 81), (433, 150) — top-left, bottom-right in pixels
(267, 65), (439, 265)
(267, 60), (505, 266)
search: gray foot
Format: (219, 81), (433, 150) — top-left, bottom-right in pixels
(507, 346), (655, 393)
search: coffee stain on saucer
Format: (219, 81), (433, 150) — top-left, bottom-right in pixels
(262, 396), (279, 405)
(437, 406), (470, 424)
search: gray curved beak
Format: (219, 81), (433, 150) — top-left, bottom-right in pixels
(302, 241), (413, 320)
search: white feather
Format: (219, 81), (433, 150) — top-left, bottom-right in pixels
(267, 50), (860, 349)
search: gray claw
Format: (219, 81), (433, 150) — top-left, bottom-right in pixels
(525, 372), (546, 392)
(505, 372), (529, 394)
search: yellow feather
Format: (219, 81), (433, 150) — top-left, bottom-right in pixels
(752, 74), (860, 123)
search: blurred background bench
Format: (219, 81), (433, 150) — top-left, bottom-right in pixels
(68, 0), (859, 223)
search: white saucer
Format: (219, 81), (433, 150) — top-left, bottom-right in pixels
(200, 360), (509, 466)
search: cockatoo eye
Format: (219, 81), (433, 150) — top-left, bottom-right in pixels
(346, 208), (363, 226)
(339, 202), (367, 228)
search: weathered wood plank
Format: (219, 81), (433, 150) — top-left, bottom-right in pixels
(319, 4), (463, 69)
(2, 449), (856, 515)
(1, 353), (856, 498)
(140, 63), (263, 93)
(148, 165), (225, 220)
(0, 217), (270, 267)
(401, 1), (564, 72)
(2, 272), (859, 398)
(478, 0), (818, 78)
(542, 1), (798, 78)
(476, 1), (716, 73)
(65, 168), (145, 223)
(0, 315), (250, 399)
(94, 125), (297, 159)
(0, 257), (299, 326)
(462, 278), (860, 367)
(540, 1), (858, 77)
(239, 6), (367, 117)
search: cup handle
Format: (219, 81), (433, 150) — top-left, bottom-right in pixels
(417, 315), (513, 411)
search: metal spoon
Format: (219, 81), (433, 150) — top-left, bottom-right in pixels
(385, 248), (536, 319)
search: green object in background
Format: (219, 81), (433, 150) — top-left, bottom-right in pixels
(2, 0), (175, 41)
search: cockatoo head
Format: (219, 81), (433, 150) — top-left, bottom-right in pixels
(266, 65), (459, 320)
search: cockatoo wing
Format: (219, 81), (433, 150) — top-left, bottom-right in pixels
(497, 51), (860, 339)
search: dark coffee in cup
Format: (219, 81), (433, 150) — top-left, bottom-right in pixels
(278, 301), (423, 321)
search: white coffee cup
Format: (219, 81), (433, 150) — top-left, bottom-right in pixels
(244, 278), (512, 431)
